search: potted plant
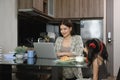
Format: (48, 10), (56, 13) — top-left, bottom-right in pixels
(15, 46), (27, 59)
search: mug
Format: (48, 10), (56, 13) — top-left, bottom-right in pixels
(27, 50), (35, 58)
(27, 58), (35, 64)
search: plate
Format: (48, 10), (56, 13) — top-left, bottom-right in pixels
(55, 59), (75, 63)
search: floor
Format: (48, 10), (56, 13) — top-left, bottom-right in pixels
(106, 76), (116, 80)
(12, 73), (116, 80)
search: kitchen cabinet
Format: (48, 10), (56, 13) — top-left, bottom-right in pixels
(18, 0), (54, 21)
(33, 0), (44, 12)
(18, 0), (33, 10)
(54, 0), (104, 18)
(54, 0), (70, 18)
(48, 0), (54, 17)
(82, 0), (104, 18)
(18, 0), (48, 14)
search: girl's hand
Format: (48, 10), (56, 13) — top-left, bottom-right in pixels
(85, 57), (88, 63)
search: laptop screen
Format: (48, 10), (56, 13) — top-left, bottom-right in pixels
(33, 42), (57, 59)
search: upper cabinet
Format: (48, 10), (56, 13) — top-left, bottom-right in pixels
(54, 0), (104, 18)
(18, 0), (48, 14)
(18, 0), (54, 21)
(48, 0), (54, 17)
(18, 0), (104, 19)
(33, 0), (44, 12)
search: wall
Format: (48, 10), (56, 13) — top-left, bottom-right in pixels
(0, 0), (17, 53)
(114, 0), (120, 76)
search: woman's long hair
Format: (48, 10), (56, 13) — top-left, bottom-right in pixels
(84, 38), (108, 66)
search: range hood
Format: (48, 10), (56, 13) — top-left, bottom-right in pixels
(18, 8), (54, 23)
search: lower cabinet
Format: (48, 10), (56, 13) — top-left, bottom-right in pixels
(16, 65), (41, 80)
(0, 65), (12, 80)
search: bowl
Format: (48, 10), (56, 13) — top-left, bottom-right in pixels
(75, 56), (84, 63)
(16, 54), (24, 59)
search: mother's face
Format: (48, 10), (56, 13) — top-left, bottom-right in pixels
(60, 24), (72, 38)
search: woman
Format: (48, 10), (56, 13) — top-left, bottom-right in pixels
(83, 38), (109, 80)
(55, 19), (84, 80)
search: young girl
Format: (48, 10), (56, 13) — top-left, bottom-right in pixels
(83, 38), (109, 80)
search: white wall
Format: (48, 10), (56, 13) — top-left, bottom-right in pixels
(0, 0), (17, 53)
(114, 0), (120, 76)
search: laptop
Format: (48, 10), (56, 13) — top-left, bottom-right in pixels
(33, 42), (57, 59)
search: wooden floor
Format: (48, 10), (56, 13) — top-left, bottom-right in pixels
(107, 76), (116, 80)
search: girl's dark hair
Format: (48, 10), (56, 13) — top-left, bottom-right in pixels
(84, 38), (108, 66)
(59, 19), (76, 36)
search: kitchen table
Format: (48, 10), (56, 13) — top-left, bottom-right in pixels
(0, 57), (87, 80)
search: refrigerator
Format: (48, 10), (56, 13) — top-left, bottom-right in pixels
(80, 19), (103, 43)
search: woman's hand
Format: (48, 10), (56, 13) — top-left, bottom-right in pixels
(56, 52), (64, 57)
(56, 52), (73, 57)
